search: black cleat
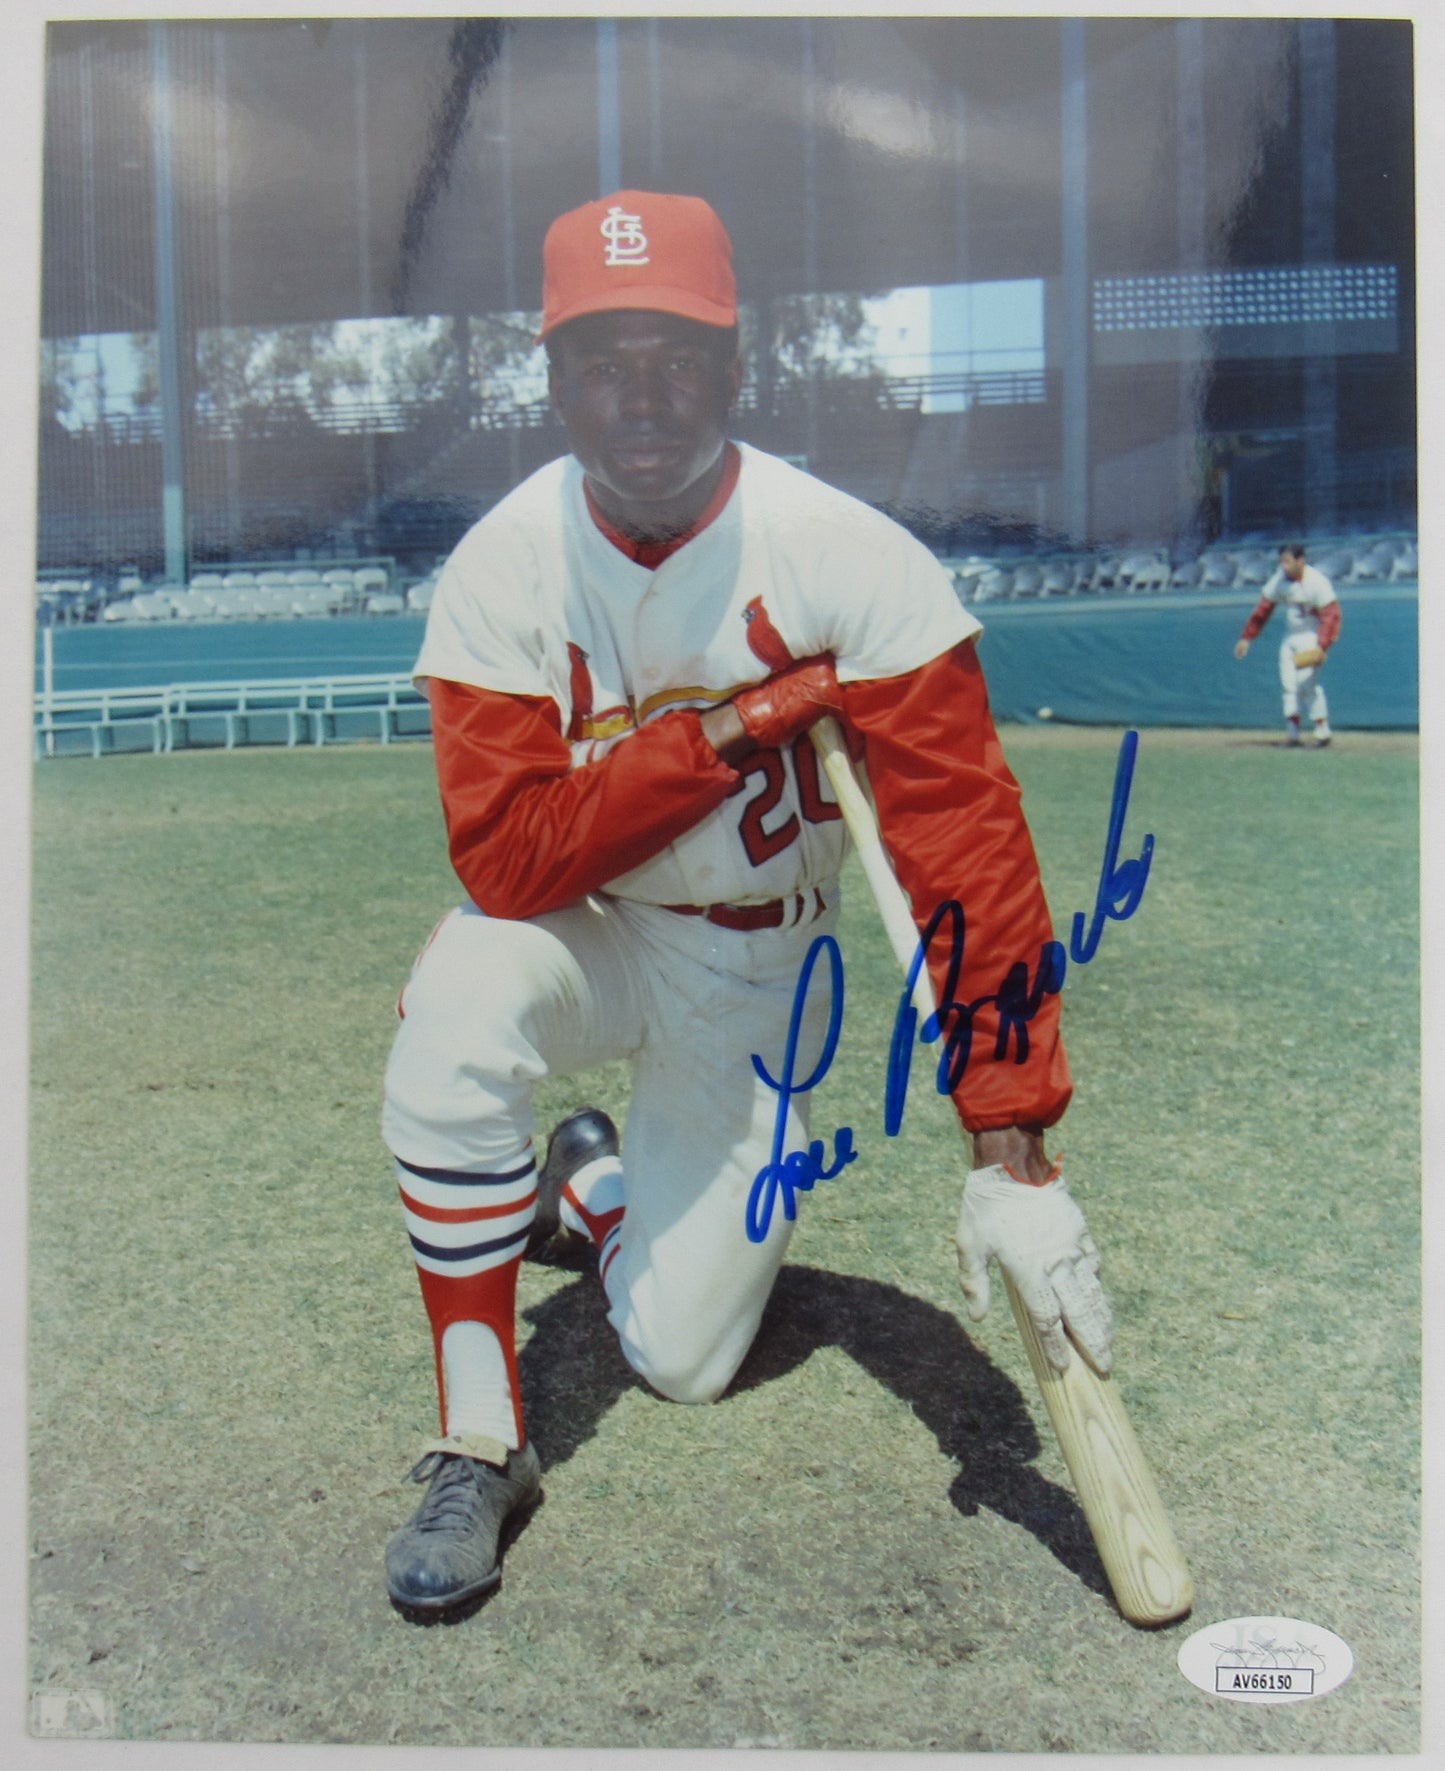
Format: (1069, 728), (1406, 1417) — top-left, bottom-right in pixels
(385, 1442), (542, 1618)
(525, 1107), (620, 1264)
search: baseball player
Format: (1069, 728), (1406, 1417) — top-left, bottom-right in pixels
(1233, 543), (1341, 746)
(379, 191), (1115, 1617)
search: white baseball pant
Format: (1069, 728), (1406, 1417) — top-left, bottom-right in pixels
(1278, 631), (1329, 724)
(383, 890), (840, 1405)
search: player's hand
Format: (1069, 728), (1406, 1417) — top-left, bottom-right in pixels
(731, 655), (843, 751)
(955, 1164), (1114, 1375)
(1292, 645), (1325, 669)
(1233, 639), (1250, 660)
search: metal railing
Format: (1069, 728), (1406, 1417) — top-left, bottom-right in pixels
(34, 672), (430, 759)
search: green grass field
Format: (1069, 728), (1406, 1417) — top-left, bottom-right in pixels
(28, 727), (1420, 1752)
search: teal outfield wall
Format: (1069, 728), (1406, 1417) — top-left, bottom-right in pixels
(36, 583), (1417, 732)
(972, 583), (1417, 730)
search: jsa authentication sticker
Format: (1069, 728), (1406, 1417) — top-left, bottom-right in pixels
(1177, 1617), (1354, 1705)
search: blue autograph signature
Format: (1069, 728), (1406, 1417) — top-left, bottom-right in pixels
(744, 933), (858, 1244)
(884, 903), (1067, 1140)
(1069, 728), (1154, 964)
(744, 730), (1154, 1242)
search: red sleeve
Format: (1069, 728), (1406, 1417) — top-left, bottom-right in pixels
(1317, 600), (1341, 650)
(429, 679), (739, 920)
(841, 640), (1073, 1135)
(1241, 597), (1275, 641)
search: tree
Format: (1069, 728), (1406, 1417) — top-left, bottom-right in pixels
(188, 314), (545, 430)
(38, 338), (86, 431)
(743, 292), (883, 421)
(763, 292), (879, 383)
(195, 321), (373, 428)
(373, 316), (457, 408)
(128, 331), (160, 414)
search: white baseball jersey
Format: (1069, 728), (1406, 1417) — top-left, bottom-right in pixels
(1259, 563), (1337, 636)
(416, 442), (978, 909)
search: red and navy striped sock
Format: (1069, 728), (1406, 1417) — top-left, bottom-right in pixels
(395, 1148), (536, 1448)
(558, 1154), (626, 1287)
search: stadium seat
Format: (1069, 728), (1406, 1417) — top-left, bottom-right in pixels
(1119, 552), (1169, 593)
(972, 567), (1013, 603)
(1198, 554), (1238, 589)
(1085, 555), (1121, 593)
(950, 559), (993, 602)
(1233, 552), (1273, 587)
(1009, 563), (1044, 599)
(365, 592), (406, 615)
(1388, 540), (1417, 580)
(1115, 553), (1147, 592)
(1350, 541), (1396, 581)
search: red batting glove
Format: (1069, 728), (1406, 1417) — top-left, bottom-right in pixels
(731, 656), (844, 750)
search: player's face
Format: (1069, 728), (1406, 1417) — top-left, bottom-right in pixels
(549, 311), (741, 534)
(1280, 551), (1306, 582)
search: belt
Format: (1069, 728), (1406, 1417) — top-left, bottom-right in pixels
(663, 889), (827, 933)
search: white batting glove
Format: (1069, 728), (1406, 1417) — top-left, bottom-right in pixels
(955, 1164), (1114, 1376)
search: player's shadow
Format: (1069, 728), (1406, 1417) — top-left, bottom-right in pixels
(518, 1262), (1108, 1600)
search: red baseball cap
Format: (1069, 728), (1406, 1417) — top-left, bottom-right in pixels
(539, 190), (737, 340)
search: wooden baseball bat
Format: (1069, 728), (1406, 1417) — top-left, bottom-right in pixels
(807, 717), (937, 1024)
(1001, 1275), (1194, 1625)
(808, 716), (1193, 1627)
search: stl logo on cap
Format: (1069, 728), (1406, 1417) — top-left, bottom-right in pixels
(600, 205), (650, 267)
(538, 190), (737, 340)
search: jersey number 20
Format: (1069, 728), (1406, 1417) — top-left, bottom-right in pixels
(737, 735), (841, 867)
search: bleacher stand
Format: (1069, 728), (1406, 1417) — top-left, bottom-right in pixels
(37, 577), (101, 626)
(946, 528), (1416, 606)
(45, 530), (1418, 637)
(89, 556), (396, 624)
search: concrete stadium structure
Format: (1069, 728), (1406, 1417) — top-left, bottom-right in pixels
(38, 17), (1415, 592)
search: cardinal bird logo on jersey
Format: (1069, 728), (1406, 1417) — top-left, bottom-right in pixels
(566, 639), (632, 744)
(565, 641), (594, 741)
(742, 596), (795, 672)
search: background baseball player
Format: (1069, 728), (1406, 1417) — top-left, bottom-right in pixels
(1233, 542), (1341, 746)
(379, 190), (1115, 1617)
